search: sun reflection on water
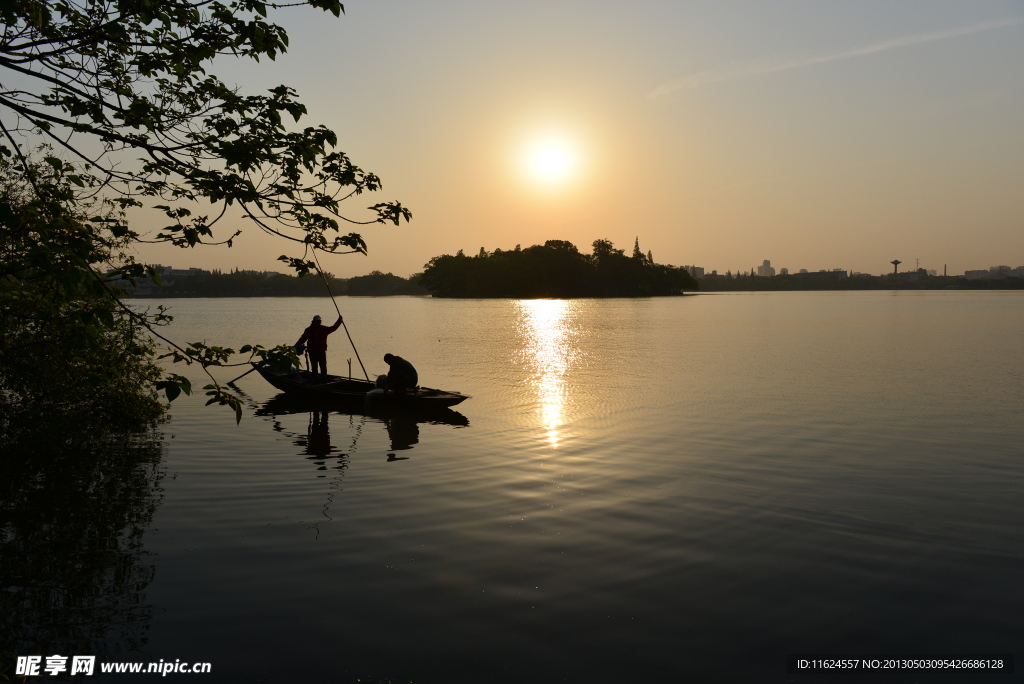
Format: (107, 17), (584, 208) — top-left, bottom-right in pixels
(518, 299), (578, 447)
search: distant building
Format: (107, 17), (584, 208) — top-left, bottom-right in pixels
(964, 265), (1023, 279)
(792, 269), (847, 281)
(756, 260), (776, 277)
(779, 267), (789, 275)
(150, 265), (208, 279)
(168, 267), (207, 277)
(110, 264), (212, 294)
(684, 265), (705, 278)
(890, 268), (926, 281)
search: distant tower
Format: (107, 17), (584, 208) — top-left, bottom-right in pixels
(757, 259), (776, 277)
(891, 259), (902, 274)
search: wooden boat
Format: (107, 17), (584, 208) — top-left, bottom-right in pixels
(251, 363), (470, 408)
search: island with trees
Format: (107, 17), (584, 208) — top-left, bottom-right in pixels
(420, 238), (698, 298)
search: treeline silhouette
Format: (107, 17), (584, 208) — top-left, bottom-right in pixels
(420, 239), (698, 298)
(347, 271), (427, 296)
(125, 270), (426, 297)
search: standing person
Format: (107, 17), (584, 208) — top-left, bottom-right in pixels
(383, 353), (418, 393)
(296, 314), (342, 382)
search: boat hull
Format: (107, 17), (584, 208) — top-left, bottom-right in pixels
(251, 364), (469, 408)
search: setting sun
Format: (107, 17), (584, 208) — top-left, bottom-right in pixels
(523, 136), (579, 186)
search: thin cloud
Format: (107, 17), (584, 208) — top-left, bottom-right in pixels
(649, 17), (1024, 99)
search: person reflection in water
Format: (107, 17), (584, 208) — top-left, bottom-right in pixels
(384, 414), (419, 451)
(304, 410), (333, 458)
(295, 314), (342, 383)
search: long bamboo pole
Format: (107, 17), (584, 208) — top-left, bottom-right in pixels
(226, 365), (258, 384)
(312, 250), (370, 382)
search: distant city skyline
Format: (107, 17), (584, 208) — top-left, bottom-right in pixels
(133, 1), (1024, 277)
(145, 259), (1024, 280)
(137, 241), (1021, 281)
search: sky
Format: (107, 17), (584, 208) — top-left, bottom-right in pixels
(133, 0), (1024, 278)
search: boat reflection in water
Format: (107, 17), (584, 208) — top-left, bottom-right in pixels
(253, 395), (470, 534)
(255, 394), (470, 458)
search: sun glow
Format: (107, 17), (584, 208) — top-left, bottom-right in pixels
(523, 136), (579, 186)
(519, 299), (578, 447)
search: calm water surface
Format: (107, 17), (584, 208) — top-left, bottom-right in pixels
(8, 292), (1024, 682)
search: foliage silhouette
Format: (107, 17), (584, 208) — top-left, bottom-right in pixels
(0, 154), (166, 429)
(0, 0), (410, 421)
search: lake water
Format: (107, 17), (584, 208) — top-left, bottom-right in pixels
(5, 292), (1023, 682)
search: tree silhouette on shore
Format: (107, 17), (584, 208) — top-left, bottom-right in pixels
(421, 239), (698, 298)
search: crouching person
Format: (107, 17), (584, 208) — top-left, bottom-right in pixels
(383, 353), (418, 393)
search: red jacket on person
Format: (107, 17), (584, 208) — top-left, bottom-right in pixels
(296, 317), (341, 353)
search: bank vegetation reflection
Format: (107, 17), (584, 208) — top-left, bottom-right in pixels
(518, 299), (579, 448)
(0, 427), (165, 660)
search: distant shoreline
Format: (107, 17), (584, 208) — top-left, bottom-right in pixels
(116, 270), (427, 298)
(119, 272), (1024, 298)
(696, 276), (1023, 292)
(122, 288), (1024, 300)
(125, 292), (430, 298)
